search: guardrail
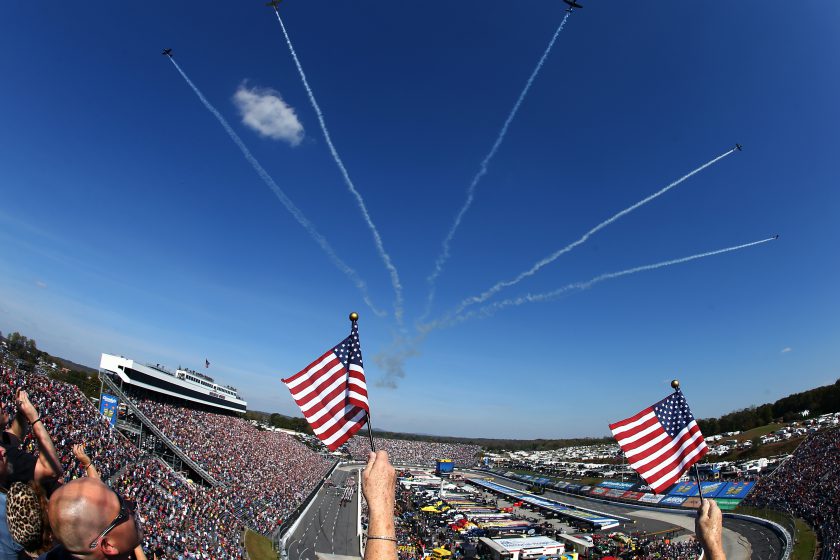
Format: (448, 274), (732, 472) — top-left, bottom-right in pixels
(726, 514), (792, 560)
(99, 372), (222, 487)
(358, 468), (365, 557)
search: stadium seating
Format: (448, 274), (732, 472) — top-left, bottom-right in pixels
(346, 434), (480, 467)
(744, 427), (840, 560)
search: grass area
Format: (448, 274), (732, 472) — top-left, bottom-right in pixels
(244, 529), (277, 560)
(734, 423), (785, 442)
(734, 506), (817, 560)
(792, 518), (817, 560)
(717, 436), (804, 461)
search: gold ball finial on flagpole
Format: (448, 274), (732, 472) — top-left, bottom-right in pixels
(671, 379), (680, 390)
(349, 312), (359, 322)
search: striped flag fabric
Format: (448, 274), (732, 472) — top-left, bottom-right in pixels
(282, 321), (369, 451)
(608, 389), (708, 493)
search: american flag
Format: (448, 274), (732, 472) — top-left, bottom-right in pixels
(282, 322), (369, 451)
(608, 389), (708, 493)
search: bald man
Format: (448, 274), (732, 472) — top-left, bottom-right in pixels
(39, 478), (142, 560)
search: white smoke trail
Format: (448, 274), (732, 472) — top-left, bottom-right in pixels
(423, 12), (572, 317)
(168, 58), (386, 317)
(452, 148), (738, 316)
(274, 11), (404, 326)
(423, 236), (777, 331)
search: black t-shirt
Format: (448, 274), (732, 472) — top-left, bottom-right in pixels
(36, 545), (76, 560)
(0, 432), (36, 485)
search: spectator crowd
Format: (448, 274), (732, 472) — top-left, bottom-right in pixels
(124, 386), (334, 534)
(347, 436), (480, 468)
(0, 361), (334, 558)
(744, 427), (840, 560)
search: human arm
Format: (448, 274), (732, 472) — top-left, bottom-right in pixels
(362, 451), (397, 560)
(73, 442), (100, 479)
(133, 545), (148, 560)
(696, 499), (726, 560)
(16, 389), (64, 481)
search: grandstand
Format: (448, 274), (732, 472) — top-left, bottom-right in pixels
(744, 427), (840, 560)
(345, 434), (481, 468)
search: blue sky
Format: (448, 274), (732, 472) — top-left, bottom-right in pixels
(1, 1), (838, 438)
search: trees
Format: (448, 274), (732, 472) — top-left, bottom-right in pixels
(7, 332), (37, 358)
(698, 378), (840, 436)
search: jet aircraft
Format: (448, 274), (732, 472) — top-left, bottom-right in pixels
(161, 49), (173, 57)
(735, 143), (743, 151)
(563, 0), (583, 11)
(265, 0), (282, 8)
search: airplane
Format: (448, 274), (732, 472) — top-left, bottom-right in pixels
(161, 48), (173, 57)
(774, 234), (780, 240)
(563, 0), (583, 11)
(265, 0), (282, 8)
(735, 143), (743, 151)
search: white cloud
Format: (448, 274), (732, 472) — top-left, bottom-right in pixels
(35, 280), (47, 289)
(233, 84), (303, 146)
(781, 347), (793, 353)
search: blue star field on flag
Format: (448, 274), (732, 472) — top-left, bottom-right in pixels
(335, 322), (364, 372)
(653, 389), (695, 439)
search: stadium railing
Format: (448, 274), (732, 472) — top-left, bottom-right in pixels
(99, 372), (222, 487)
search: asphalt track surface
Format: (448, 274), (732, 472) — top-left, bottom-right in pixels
(286, 466), (361, 560)
(475, 472), (784, 560)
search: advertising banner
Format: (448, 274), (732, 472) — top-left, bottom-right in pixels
(718, 481), (755, 499)
(683, 497), (703, 509)
(714, 498), (742, 511)
(99, 393), (119, 427)
(589, 487), (609, 496)
(605, 489), (626, 498)
(668, 482), (697, 496)
(621, 491), (645, 501)
(436, 460), (454, 475)
(599, 481), (635, 490)
(659, 496), (687, 506)
(694, 481), (728, 498)
(638, 493), (665, 504)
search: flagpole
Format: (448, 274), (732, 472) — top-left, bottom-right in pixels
(672, 378), (705, 501)
(350, 312), (377, 452)
(366, 412), (377, 452)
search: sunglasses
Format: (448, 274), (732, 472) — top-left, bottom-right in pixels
(88, 493), (138, 550)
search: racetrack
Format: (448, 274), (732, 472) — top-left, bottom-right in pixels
(284, 466), (784, 560)
(470, 472), (783, 560)
(285, 466), (361, 560)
